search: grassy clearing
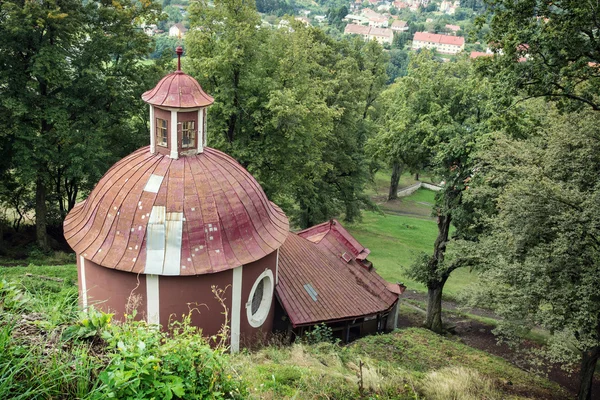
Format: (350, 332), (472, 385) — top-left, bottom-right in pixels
(347, 211), (479, 297)
(232, 328), (566, 399)
(0, 264), (77, 305)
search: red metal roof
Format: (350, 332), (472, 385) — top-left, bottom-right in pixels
(413, 31), (465, 46)
(298, 219), (370, 260)
(470, 51), (493, 59)
(344, 24), (370, 35)
(141, 71), (214, 108)
(277, 232), (398, 327)
(63, 146), (289, 275)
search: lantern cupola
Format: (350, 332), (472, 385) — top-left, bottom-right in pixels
(141, 46), (214, 159)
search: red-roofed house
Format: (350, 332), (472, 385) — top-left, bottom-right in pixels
(445, 24), (460, 33)
(344, 23), (371, 40)
(274, 220), (404, 342)
(391, 20), (409, 32)
(470, 51), (493, 59)
(344, 24), (393, 44)
(412, 31), (465, 54)
(369, 26), (393, 44)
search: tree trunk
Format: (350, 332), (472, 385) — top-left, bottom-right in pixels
(415, 173), (419, 181)
(578, 345), (600, 400)
(424, 213), (452, 333)
(425, 276), (448, 334)
(35, 175), (48, 252)
(388, 162), (402, 201)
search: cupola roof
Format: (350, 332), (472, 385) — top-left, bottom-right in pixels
(141, 47), (214, 108)
(64, 147), (289, 275)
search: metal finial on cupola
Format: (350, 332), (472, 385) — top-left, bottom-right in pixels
(176, 46), (183, 72)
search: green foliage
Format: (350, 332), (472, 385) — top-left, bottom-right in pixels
(95, 312), (246, 400)
(469, 107), (600, 398)
(481, 0), (600, 110)
(186, 0), (387, 228)
(0, 280), (29, 312)
(62, 307), (113, 342)
(301, 323), (337, 345)
(0, 0), (167, 248)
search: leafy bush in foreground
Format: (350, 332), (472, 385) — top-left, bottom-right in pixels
(94, 311), (246, 400)
(0, 280), (246, 400)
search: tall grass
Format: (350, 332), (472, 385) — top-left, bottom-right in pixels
(419, 366), (502, 400)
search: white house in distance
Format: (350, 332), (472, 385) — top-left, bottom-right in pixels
(345, 24), (393, 45)
(168, 23), (188, 38)
(412, 32), (465, 54)
(344, 23), (371, 40)
(439, 0), (459, 14)
(391, 20), (409, 32)
(369, 27), (393, 44)
(344, 14), (369, 25)
(361, 9), (389, 28)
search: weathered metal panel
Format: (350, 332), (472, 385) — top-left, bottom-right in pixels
(145, 206), (166, 275)
(163, 212), (183, 275)
(144, 174), (164, 193)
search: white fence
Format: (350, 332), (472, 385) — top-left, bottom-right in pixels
(397, 181), (443, 197)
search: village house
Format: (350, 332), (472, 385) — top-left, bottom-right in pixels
(344, 23), (371, 40)
(344, 14), (369, 25)
(445, 24), (460, 34)
(369, 26), (394, 44)
(391, 20), (409, 32)
(344, 24), (393, 44)
(63, 47), (403, 352)
(470, 51), (493, 59)
(412, 31), (465, 54)
(361, 8), (389, 28)
(168, 23), (188, 38)
(439, 0), (459, 14)
(392, 1), (408, 9)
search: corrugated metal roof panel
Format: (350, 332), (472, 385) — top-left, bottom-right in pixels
(277, 232), (397, 327)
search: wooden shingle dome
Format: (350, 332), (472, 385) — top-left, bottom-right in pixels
(63, 146), (289, 275)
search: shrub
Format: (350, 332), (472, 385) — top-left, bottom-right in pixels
(302, 323), (337, 345)
(94, 311), (247, 400)
(61, 306), (113, 341)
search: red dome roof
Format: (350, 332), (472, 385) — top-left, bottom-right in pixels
(64, 147), (289, 275)
(141, 71), (214, 108)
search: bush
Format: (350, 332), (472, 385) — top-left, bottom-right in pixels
(94, 312), (247, 400)
(302, 323), (337, 345)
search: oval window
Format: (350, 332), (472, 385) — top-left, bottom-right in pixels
(246, 269), (274, 328)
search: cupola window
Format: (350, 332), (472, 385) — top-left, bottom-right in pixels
(181, 121), (196, 148)
(156, 118), (168, 147)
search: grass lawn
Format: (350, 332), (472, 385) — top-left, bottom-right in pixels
(0, 264), (77, 304)
(347, 210), (478, 298)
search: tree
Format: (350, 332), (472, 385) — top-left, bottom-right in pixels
(0, 0), (163, 250)
(374, 52), (494, 332)
(481, 0), (600, 110)
(186, 0), (388, 227)
(471, 108), (600, 400)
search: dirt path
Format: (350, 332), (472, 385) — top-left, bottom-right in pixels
(399, 294), (600, 399)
